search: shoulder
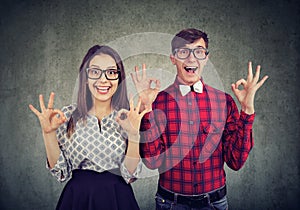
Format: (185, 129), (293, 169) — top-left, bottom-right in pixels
(204, 85), (234, 102)
(61, 103), (77, 120)
(157, 83), (177, 99)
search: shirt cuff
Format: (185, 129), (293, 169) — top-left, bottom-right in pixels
(45, 151), (70, 182)
(240, 111), (255, 124)
(120, 158), (142, 184)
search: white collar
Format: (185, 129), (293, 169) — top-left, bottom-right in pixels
(179, 80), (203, 96)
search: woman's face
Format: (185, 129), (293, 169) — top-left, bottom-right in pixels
(87, 53), (119, 104)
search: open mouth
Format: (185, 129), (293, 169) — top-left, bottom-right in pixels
(95, 86), (111, 94)
(184, 66), (198, 73)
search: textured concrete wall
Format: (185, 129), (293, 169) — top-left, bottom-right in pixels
(0, 0), (299, 209)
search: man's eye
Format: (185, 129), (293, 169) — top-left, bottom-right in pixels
(180, 49), (189, 54)
(195, 49), (204, 54)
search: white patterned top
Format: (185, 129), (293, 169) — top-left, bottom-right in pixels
(46, 104), (142, 184)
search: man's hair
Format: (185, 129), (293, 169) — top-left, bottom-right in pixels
(171, 28), (209, 54)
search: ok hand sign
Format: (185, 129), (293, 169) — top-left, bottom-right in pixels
(131, 64), (161, 111)
(116, 96), (151, 141)
(29, 92), (66, 134)
(231, 61), (269, 114)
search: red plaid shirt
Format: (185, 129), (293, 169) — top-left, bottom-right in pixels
(140, 78), (255, 195)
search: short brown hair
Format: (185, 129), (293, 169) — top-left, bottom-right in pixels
(171, 28), (209, 54)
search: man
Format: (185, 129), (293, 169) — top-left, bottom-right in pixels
(131, 28), (268, 210)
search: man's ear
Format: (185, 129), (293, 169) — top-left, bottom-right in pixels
(170, 54), (176, 65)
(203, 54), (209, 66)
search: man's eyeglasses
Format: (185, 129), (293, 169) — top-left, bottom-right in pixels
(86, 68), (120, 80)
(174, 47), (209, 60)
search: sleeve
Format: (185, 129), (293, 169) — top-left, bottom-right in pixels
(117, 122), (143, 184)
(140, 107), (167, 170)
(45, 105), (75, 182)
(120, 159), (143, 184)
(222, 95), (255, 170)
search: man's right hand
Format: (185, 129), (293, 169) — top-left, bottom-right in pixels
(130, 63), (161, 111)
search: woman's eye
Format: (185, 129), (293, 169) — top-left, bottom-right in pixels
(107, 70), (118, 75)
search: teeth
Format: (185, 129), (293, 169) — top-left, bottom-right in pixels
(184, 66), (198, 72)
(96, 87), (109, 90)
(95, 86), (110, 93)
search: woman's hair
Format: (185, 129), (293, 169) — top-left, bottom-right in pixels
(67, 45), (129, 137)
(171, 28), (209, 54)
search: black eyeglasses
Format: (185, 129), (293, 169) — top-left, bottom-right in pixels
(174, 47), (209, 60)
(86, 68), (120, 80)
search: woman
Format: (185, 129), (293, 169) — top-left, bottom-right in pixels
(29, 45), (148, 210)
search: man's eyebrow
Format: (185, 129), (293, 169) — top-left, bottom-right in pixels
(183, 45), (206, 49)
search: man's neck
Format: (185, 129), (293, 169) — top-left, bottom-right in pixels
(176, 75), (201, 86)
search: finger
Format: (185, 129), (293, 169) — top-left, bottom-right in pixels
(231, 83), (240, 96)
(39, 94), (46, 111)
(234, 78), (247, 89)
(253, 65), (261, 83)
(140, 106), (151, 116)
(154, 79), (161, 90)
(144, 104), (152, 112)
(247, 61), (253, 81)
(129, 94), (134, 111)
(116, 109), (129, 120)
(52, 112), (67, 126)
(47, 92), (55, 109)
(28, 104), (41, 117)
(136, 97), (142, 112)
(256, 75), (269, 89)
(142, 63), (147, 80)
(148, 78), (161, 90)
(130, 72), (138, 85)
(51, 109), (67, 122)
(134, 66), (141, 81)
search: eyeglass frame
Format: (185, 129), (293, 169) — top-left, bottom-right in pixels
(86, 67), (121, 80)
(173, 47), (209, 60)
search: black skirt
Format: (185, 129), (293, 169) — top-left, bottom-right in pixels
(56, 169), (140, 210)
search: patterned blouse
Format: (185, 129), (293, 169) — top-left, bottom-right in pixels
(46, 104), (142, 184)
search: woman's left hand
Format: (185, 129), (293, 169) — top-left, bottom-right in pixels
(116, 96), (151, 141)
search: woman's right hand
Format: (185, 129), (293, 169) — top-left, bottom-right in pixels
(29, 92), (66, 134)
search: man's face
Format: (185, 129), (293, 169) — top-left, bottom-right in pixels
(170, 38), (208, 86)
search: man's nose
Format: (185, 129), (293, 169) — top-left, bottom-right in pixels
(187, 51), (197, 62)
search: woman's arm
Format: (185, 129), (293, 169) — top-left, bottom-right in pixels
(116, 97), (150, 175)
(29, 92), (67, 168)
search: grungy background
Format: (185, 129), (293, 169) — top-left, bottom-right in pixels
(0, 0), (299, 209)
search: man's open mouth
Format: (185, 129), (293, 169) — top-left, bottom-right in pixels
(184, 66), (198, 73)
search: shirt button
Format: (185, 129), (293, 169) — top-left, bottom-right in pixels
(188, 101), (192, 105)
(189, 121), (194, 125)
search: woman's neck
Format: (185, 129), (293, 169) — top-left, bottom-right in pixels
(89, 100), (112, 121)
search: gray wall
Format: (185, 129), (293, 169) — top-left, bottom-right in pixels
(0, 0), (299, 209)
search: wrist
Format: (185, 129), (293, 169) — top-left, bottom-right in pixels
(43, 130), (56, 137)
(127, 133), (140, 143)
(241, 106), (255, 115)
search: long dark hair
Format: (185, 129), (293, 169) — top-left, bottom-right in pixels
(67, 45), (129, 137)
